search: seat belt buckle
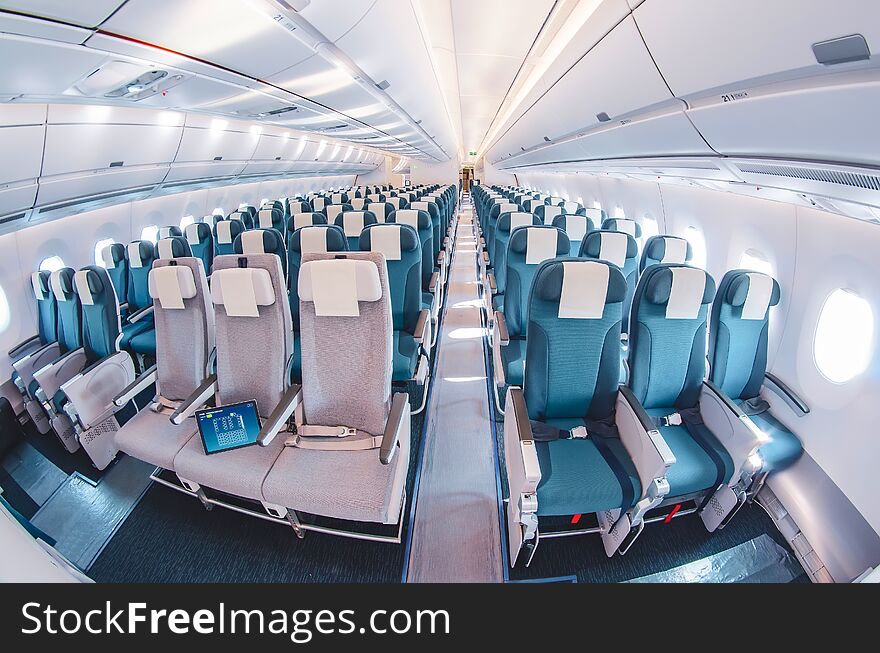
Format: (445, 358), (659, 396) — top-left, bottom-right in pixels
(336, 427), (357, 438)
(570, 426), (589, 439)
(661, 413), (682, 427)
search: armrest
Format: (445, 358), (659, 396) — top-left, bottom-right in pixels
(487, 271), (497, 294)
(8, 335), (40, 360)
(60, 352), (136, 429)
(33, 348), (87, 400)
(494, 311), (509, 347)
(257, 384), (302, 447)
(616, 387), (675, 500)
(503, 386), (540, 490)
(699, 381), (766, 484)
(118, 302), (129, 314)
(13, 341), (59, 371)
(169, 374), (217, 425)
(127, 305), (154, 324)
(380, 392), (410, 464)
(704, 380), (746, 417)
(764, 372), (809, 416)
(428, 271), (440, 293)
(113, 364), (157, 407)
(413, 309), (430, 346)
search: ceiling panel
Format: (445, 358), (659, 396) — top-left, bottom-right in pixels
(0, 0), (126, 27)
(0, 34), (108, 96)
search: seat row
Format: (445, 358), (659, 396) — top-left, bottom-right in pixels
(470, 184), (803, 566)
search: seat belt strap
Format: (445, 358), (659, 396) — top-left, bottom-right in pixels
(285, 425), (382, 451)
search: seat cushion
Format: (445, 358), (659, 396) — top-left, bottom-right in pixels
(115, 407), (198, 470)
(262, 438), (409, 524)
(502, 337), (525, 387)
(393, 331), (419, 381)
(750, 410), (803, 473)
(128, 328), (156, 355)
(649, 408), (734, 497)
(172, 434), (286, 501)
(535, 425), (640, 516)
(120, 318), (154, 349)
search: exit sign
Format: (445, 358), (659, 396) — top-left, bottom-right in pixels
(468, 151), (477, 156)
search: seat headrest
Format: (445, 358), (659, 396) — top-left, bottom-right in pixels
(184, 222), (211, 245)
(127, 240), (156, 269)
(235, 229), (285, 258)
(391, 209), (430, 231)
(291, 225), (348, 254)
(211, 267), (276, 317)
(360, 224), (420, 261)
(299, 257), (383, 317)
(156, 236), (193, 260)
(148, 264), (198, 309)
(724, 270), (781, 320)
(498, 211), (538, 233)
(326, 203), (352, 222)
(73, 267), (108, 306)
(581, 231), (638, 268)
(534, 260), (628, 319)
(602, 218), (642, 239)
(509, 226), (570, 264)
(31, 271), (51, 300)
(312, 197), (327, 210)
(159, 226), (182, 239)
(562, 201), (581, 214)
(289, 212), (327, 231)
(50, 268), (76, 301)
(644, 265), (716, 319)
(100, 242), (125, 268)
(495, 202), (518, 215)
(337, 211), (376, 237)
(214, 219), (243, 245)
(645, 235), (692, 264)
(257, 208), (280, 229)
(552, 214), (594, 243)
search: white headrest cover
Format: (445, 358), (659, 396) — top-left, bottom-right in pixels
(217, 221), (233, 245)
(616, 219), (637, 237)
(149, 265), (197, 310)
(31, 272), (46, 300)
(300, 227), (328, 253)
(258, 209), (274, 228)
(666, 267), (706, 320)
(50, 270), (67, 301)
(351, 198), (365, 210)
(526, 228), (558, 266)
(240, 230), (266, 255)
(370, 225), (402, 261)
(395, 209), (419, 230)
(368, 203), (387, 222)
(332, 194), (342, 203)
(598, 231), (628, 268)
(230, 212), (244, 223)
(388, 197), (401, 208)
(411, 201), (428, 211)
(313, 197), (326, 210)
(159, 227), (174, 239)
(299, 259), (382, 317)
(73, 270), (94, 306)
(741, 273), (774, 321)
(211, 268), (275, 318)
(185, 223), (202, 246)
(326, 205), (344, 221)
(127, 242), (144, 268)
(661, 237), (688, 264)
(542, 205), (562, 224)
(559, 262), (609, 319)
(585, 207), (603, 222)
(500, 203), (517, 214)
(157, 238), (175, 260)
(292, 213), (316, 230)
(342, 212), (365, 237)
(101, 244), (117, 268)
(510, 212), (533, 232)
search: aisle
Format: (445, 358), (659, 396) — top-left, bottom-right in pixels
(406, 194), (504, 582)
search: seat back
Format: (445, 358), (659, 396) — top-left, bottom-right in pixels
(335, 211), (378, 251)
(552, 214), (595, 256)
(73, 266), (121, 365)
(601, 217), (642, 240)
(494, 212), (542, 294)
(311, 196), (328, 213)
(234, 228), (287, 277)
(367, 202), (393, 222)
(585, 207), (606, 227)
(147, 258), (214, 402)
(534, 204), (563, 225)
(488, 201), (519, 260)
(211, 253), (292, 418)
(579, 230), (639, 332)
(126, 241), (158, 312)
(184, 222), (214, 275)
(158, 226), (182, 240)
(49, 268), (82, 354)
(410, 200), (442, 256)
(524, 259), (628, 421)
(100, 243), (128, 305)
(389, 209), (433, 291)
(290, 200), (311, 215)
(326, 203), (354, 225)
(640, 235), (693, 272)
(289, 212), (327, 232)
(386, 196), (408, 210)
(213, 219), (245, 257)
(708, 270), (781, 402)
(350, 197), (366, 210)
(561, 200), (584, 216)
(504, 226), (570, 339)
(155, 236), (193, 261)
(298, 252), (392, 435)
(330, 192), (349, 204)
(257, 206), (285, 233)
(30, 271), (58, 345)
(288, 225), (348, 332)
(359, 224), (422, 333)
(628, 264), (716, 410)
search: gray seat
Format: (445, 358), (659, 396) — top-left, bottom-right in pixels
(114, 257), (214, 471)
(262, 252), (411, 526)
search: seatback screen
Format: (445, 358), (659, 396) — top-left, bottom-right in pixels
(196, 401), (262, 455)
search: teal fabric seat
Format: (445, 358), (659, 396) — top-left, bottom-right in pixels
(409, 200), (442, 260)
(389, 209), (434, 293)
(99, 243), (128, 305)
(523, 260), (641, 517)
(486, 200), (520, 266)
(119, 241), (157, 351)
(579, 230), (639, 333)
(628, 264), (734, 498)
(709, 269), (801, 474)
(552, 214), (595, 256)
(640, 235), (692, 273)
(504, 338), (525, 387)
(128, 328), (156, 355)
(601, 217), (642, 241)
(335, 210), (378, 251)
(233, 228), (287, 277)
(212, 219), (245, 257)
(393, 331), (419, 381)
(183, 222), (214, 275)
(493, 211), (541, 295)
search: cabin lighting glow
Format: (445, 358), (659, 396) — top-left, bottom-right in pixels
(210, 118), (228, 132)
(250, 125), (262, 136)
(641, 216), (659, 241)
(212, 207), (225, 216)
(179, 215), (195, 230)
(39, 256), (65, 273)
(740, 249), (773, 276)
(140, 225), (159, 244)
(683, 226), (707, 269)
(93, 239), (115, 267)
(814, 289), (873, 383)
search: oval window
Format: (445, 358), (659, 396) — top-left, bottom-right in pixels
(179, 215), (195, 230)
(739, 249), (773, 276)
(641, 216), (659, 242)
(39, 255), (65, 273)
(814, 289), (873, 383)
(140, 225), (159, 243)
(0, 284), (10, 333)
(94, 238), (115, 267)
(683, 226), (707, 269)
